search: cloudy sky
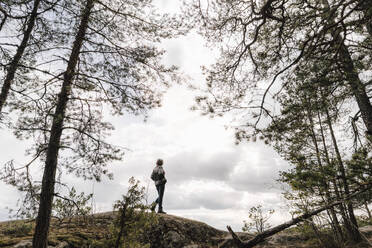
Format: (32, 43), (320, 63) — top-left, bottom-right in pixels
(0, 0), (293, 231)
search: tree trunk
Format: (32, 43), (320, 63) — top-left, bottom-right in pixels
(360, 0), (372, 37)
(365, 201), (372, 219)
(331, 177), (351, 239)
(227, 185), (370, 248)
(306, 104), (344, 243)
(320, 0), (372, 137)
(32, 1), (94, 247)
(115, 204), (127, 248)
(338, 43), (372, 137)
(324, 106), (363, 242)
(309, 218), (327, 248)
(0, 13), (7, 32)
(0, 0), (41, 116)
(317, 109), (345, 242)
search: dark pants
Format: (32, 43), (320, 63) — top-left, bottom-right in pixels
(155, 184), (165, 211)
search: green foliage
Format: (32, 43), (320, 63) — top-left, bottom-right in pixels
(294, 222), (317, 241)
(242, 205), (274, 234)
(357, 215), (372, 227)
(188, 6), (372, 239)
(2, 222), (32, 237)
(1, 1), (186, 245)
(92, 177), (157, 248)
(347, 148), (372, 186)
(52, 187), (93, 225)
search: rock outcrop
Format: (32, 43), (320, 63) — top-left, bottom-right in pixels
(1, 212), (372, 248)
(145, 214), (251, 248)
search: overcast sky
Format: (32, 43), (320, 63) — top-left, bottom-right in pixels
(0, 0), (293, 231)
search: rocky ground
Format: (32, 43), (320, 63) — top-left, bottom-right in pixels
(1, 212), (372, 248)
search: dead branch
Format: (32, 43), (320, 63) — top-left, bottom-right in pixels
(228, 184), (372, 248)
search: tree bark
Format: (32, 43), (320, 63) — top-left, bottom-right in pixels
(0, 13), (7, 32)
(309, 218), (328, 248)
(306, 103), (344, 242)
(32, 1), (94, 247)
(227, 185), (371, 248)
(365, 201), (372, 219)
(338, 43), (372, 137)
(115, 204), (128, 248)
(321, 0), (372, 136)
(0, 0), (41, 116)
(324, 106), (363, 242)
(360, 0), (372, 37)
(317, 109), (345, 242)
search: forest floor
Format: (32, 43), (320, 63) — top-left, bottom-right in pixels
(0, 212), (372, 247)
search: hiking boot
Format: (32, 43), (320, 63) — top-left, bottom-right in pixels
(158, 210), (167, 214)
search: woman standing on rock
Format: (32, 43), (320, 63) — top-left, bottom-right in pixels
(151, 159), (167, 214)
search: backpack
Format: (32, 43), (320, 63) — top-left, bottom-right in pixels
(151, 170), (159, 181)
(151, 167), (165, 182)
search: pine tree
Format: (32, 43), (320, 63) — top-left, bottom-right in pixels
(0, 0), (56, 120)
(0, 0), (186, 247)
(189, 0), (372, 137)
(262, 64), (368, 242)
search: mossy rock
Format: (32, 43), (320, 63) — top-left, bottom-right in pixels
(1, 212), (372, 248)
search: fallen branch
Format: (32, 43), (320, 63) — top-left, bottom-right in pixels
(227, 226), (244, 248)
(227, 184), (372, 248)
